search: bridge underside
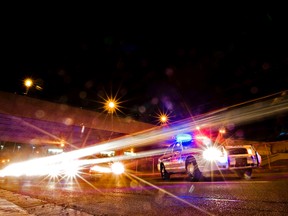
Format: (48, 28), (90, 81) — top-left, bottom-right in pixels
(0, 91), (155, 150)
(0, 113), (124, 150)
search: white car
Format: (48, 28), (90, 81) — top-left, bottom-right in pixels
(224, 145), (261, 179)
(78, 151), (125, 180)
(157, 134), (261, 181)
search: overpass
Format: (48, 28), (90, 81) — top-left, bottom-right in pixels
(0, 91), (155, 150)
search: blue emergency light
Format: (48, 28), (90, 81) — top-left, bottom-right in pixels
(176, 134), (192, 143)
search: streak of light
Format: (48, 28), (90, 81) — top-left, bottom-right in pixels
(0, 149), (167, 177)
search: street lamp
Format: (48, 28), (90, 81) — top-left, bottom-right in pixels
(160, 114), (168, 124)
(218, 127), (226, 144)
(219, 128), (226, 135)
(107, 100), (116, 112)
(24, 78), (33, 95)
(60, 139), (65, 148)
(156, 111), (170, 125)
(103, 97), (120, 114)
(99, 91), (123, 115)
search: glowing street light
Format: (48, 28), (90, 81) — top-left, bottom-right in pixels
(103, 96), (122, 114)
(106, 99), (117, 114)
(160, 115), (168, 124)
(108, 101), (116, 110)
(98, 90), (124, 115)
(156, 111), (170, 125)
(60, 139), (65, 148)
(24, 78), (33, 95)
(219, 128), (226, 134)
(218, 127), (226, 144)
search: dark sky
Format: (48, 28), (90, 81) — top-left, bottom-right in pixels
(1, 5), (288, 137)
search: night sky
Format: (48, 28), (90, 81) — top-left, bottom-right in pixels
(1, 5), (288, 140)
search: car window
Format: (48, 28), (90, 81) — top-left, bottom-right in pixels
(173, 142), (182, 152)
(163, 144), (174, 155)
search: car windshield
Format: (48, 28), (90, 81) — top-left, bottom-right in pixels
(173, 143), (182, 152)
(226, 148), (248, 155)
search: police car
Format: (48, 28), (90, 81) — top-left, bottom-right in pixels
(157, 133), (261, 181)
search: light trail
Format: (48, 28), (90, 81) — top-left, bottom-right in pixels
(0, 92), (287, 178)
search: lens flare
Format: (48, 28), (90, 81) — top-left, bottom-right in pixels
(111, 162), (125, 175)
(203, 147), (222, 161)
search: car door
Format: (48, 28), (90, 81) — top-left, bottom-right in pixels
(167, 142), (185, 172)
(159, 144), (174, 170)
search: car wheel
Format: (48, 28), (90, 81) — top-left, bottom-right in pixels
(243, 168), (252, 180)
(186, 158), (201, 182)
(160, 164), (170, 180)
(236, 168), (252, 180)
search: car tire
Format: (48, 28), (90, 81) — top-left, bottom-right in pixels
(186, 158), (202, 182)
(160, 164), (170, 180)
(243, 168), (252, 180)
(236, 168), (252, 180)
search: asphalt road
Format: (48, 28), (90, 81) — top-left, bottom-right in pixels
(1, 171), (288, 216)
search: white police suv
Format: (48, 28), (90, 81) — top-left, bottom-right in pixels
(157, 133), (261, 181)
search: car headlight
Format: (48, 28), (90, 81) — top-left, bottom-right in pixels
(111, 162), (125, 175)
(203, 147), (227, 163)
